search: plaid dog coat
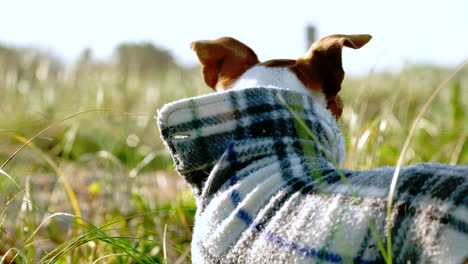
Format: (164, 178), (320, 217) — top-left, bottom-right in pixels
(157, 88), (468, 264)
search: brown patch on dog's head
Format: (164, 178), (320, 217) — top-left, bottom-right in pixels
(295, 34), (372, 118)
(191, 37), (260, 90)
(260, 59), (296, 67)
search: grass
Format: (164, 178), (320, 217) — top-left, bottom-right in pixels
(0, 45), (467, 263)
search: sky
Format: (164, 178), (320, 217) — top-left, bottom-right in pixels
(1, 0), (467, 75)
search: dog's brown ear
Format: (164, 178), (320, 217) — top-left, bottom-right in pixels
(295, 34), (372, 119)
(191, 37), (260, 90)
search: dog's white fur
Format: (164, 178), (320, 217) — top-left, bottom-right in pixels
(226, 66), (327, 109)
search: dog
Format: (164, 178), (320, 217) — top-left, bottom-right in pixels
(157, 35), (468, 263)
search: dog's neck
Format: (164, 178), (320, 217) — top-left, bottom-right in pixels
(158, 88), (346, 198)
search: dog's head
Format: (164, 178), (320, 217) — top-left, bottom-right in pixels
(191, 34), (371, 119)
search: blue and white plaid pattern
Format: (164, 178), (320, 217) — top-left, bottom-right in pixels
(157, 88), (468, 264)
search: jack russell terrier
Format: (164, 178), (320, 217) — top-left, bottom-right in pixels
(157, 35), (468, 263)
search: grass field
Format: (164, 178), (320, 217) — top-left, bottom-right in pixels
(0, 45), (467, 263)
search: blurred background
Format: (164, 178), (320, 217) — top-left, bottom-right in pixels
(0, 0), (467, 263)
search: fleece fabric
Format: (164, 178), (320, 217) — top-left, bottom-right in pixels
(157, 87), (468, 264)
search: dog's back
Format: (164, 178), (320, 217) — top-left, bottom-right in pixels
(159, 87), (468, 263)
